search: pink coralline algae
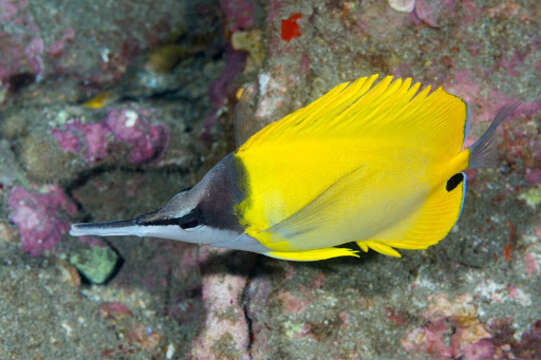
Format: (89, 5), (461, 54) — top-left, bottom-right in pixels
(402, 294), (494, 359)
(51, 109), (168, 164)
(526, 169), (541, 186)
(0, 0), (43, 82)
(204, 45), (246, 135)
(0, 0), (20, 22)
(412, 0), (466, 27)
(98, 302), (134, 320)
(8, 185), (77, 256)
(106, 109), (168, 163)
(524, 252), (540, 278)
(402, 291), (541, 359)
(51, 119), (109, 162)
(47, 28), (75, 57)
(202, 0), (254, 137)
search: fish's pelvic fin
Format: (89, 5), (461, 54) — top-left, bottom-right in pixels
(356, 241), (402, 257)
(469, 102), (520, 168)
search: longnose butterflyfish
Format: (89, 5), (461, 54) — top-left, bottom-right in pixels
(70, 75), (519, 261)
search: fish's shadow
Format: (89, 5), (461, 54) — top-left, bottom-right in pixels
(197, 243), (379, 279)
(197, 250), (272, 278)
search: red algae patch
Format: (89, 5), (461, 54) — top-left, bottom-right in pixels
(281, 13), (302, 42)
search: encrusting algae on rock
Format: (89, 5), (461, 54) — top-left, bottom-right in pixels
(7, 185), (76, 256)
(70, 245), (119, 284)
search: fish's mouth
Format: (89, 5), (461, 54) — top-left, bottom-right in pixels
(69, 218), (139, 236)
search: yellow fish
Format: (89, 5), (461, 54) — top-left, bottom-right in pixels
(70, 75), (518, 261)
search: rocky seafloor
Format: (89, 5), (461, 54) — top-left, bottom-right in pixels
(0, 0), (540, 359)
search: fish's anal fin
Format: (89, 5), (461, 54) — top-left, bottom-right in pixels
(356, 241), (402, 258)
(265, 247), (359, 261)
(369, 172), (466, 253)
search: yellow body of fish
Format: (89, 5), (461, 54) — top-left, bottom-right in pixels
(234, 75), (471, 261)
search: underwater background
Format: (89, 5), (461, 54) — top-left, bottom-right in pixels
(0, 0), (540, 358)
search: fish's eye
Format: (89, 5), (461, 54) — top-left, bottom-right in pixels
(180, 219), (200, 230)
(446, 173), (464, 192)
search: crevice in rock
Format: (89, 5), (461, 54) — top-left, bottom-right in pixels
(241, 264), (256, 359)
(162, 266), (173, 317)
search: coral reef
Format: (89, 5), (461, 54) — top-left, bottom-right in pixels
(0, 0), (540, 359)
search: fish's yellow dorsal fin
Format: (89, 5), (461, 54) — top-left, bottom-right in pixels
(238, 74), (468, 158)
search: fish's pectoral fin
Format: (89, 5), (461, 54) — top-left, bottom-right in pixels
(369, 172), (467, 253)
(265, 247), (359, 261)
(356, 241), (402, 257)
(264, 165), (366, 241)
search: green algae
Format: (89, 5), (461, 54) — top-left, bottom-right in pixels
(518, 185), (541, 209)
(70, 245), (118, 284)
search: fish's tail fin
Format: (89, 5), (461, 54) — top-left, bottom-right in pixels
(70, 218), (143, 238)
(468, 102), (520, 168)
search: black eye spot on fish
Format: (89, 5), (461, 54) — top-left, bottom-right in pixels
(180, 218), (200, 229)
(446, 173), (464, 192)
(138, 208), (202, 229)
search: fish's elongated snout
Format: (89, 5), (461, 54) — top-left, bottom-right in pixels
(69, 217), (262, 251)
(69, 218), (142, 238)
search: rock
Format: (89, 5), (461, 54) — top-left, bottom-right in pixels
(98, 302), (133, 320)
(388, 0), (416, 13)
(231, 30), (265, 72)
(0, 139), (28, 188)
(1, 0), (541, 359)
(7, 185), (76, 256)
(55, 260), (81, 287)
(518, 184), (541, 209)
(70, 245), (119, 284)
(0, 221), (19, 245)
(126, 324), (161, 353)
(50, 109), (169, 164)
(19, 133), (79, 182)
